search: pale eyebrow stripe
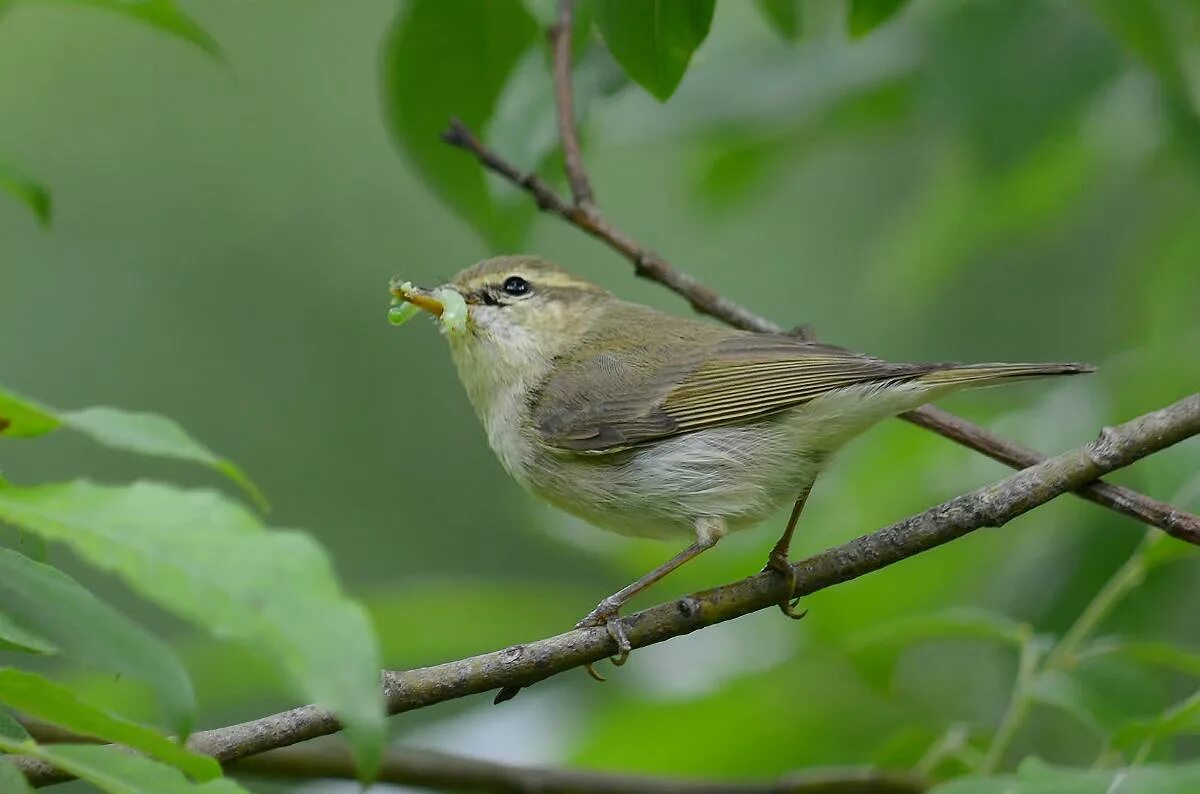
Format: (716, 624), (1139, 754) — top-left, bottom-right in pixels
(459, 271), (595, 291)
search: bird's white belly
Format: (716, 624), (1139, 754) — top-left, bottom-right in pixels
(517, 412), (820, 540)
(516, 381), (937, 542)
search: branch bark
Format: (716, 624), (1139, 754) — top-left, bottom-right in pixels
(902, 406), (1199, 544)
(18, 393), (1200, 787)
(16, 718), (923, 793)
(439, 120), (1200, 547)
(234, 745), (927, 794)
(550, 0), (593, 211)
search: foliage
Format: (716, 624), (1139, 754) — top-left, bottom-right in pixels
(0, 386), (385, 786)
(0, 547), (194, 730)
(0, 738), (249, 793)
(0, 0), (216, 223)
(0, 668), (219, 780)
(593, 0), (716, 100)
(3, 0), (1200, 792)
(932, 757), (1200, 793)
(381, 0), (540, 250)
(0, 159), (50, 226)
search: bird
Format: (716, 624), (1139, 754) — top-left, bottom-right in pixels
(390, 254), (1092, 671)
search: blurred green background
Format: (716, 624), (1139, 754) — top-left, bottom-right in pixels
(2, 0), (1198, 791)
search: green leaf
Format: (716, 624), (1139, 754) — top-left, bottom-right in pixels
(61, 407), (268, 512)
(574, 647), (903, 776)
(21, 0), (219, 56)
(1157, 691), (1200, 735)
(0, 708), (29, 740)
(847, 0), (908, 39)
(594, 0), (715, 101)
(483, 42), (623, 206)
(0, 482), (384, 776)
(0, 388), (60, 438)
(0, 160), (51, 227)
(0, 549), (195, 735)
(0, 385), (265, 511)
(131, 579), (591, 712)
(1136, 702), (1200, 753)
(1030, 661), (1165, 737)
(848, 607), (1031, 690)
(11, 529), (48, 562)
(1081, 638), (1200, 677)
(756, 0), (803, 41)
(0, 669), (218, 781)
(850, 607), (1030, 651)
(1141, 532), (1198, 570)
(925, 3), (1120, 175)
(382, 0), (539, 250)
(0, 608), (57, 654)
(867, 134), (1100, 306)
(0, 757), (32, 794)
(931, 757), (1200, 793)
(1111, 690), (1200, 751)
(0, 740), (247, 793)
(1034, 673), (1110, 735)
(1086, 0), (1190, 92)
(483, 49), (559, 187)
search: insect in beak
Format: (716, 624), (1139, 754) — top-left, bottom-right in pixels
(391, 282), (445, 317)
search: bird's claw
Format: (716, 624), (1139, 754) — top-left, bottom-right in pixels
(763, 552), (807, 620)
(605, 617), (631, 665)
(576, 602), (632, 672)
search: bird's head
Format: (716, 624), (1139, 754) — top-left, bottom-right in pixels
(390, 255), (612, 405)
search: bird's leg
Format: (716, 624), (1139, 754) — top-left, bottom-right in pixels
(578, 518), (723, 673)
(763, 484), (813, 619)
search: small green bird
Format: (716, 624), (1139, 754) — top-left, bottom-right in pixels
(392, 255), (1092, 661)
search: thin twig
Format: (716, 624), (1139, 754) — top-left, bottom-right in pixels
(441, 119), (844, 341)
(551, 0), (594, 211)
(979, 635), (1043, 773)
(981, 528), (1164, 771)
(18, 393), (1199, 788)
(902, 407), (1200, 545)
(439, 120), (1200, 546)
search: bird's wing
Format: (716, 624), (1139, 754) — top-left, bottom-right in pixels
(532, 328), (940, 454)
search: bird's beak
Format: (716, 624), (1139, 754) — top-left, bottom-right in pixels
(390, 282), (444, 317)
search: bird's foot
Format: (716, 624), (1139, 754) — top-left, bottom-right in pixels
(575, 598), (632, 681)
(763, 551), (807, 620)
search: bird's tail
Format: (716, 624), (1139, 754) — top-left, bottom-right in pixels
(916, 361), (1095, 389)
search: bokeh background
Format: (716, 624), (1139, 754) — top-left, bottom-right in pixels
(2, 0), (1198, 791)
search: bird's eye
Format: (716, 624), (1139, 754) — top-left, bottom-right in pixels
(502, 276), (531, 296)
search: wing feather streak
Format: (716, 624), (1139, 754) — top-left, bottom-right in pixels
(531, 309), (940, 453)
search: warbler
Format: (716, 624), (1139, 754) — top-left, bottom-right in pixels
(391, 255), (1091, 662)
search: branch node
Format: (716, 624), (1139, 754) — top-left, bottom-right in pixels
(440, 117), (468, 146)
(676, 596), (699, 619)
(1087, 425), (1123, 468)
(500, 644), (527, 665)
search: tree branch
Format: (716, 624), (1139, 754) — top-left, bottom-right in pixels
(18, 393), (1199, 787)
(439, 120), (1200, 546)
(234, 745), (927, 794)
(902, 406), (1199, 544)
(550, 0), (594, 211)
(16, 718), (923, 793)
